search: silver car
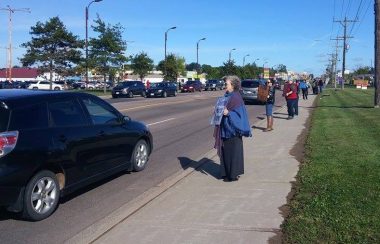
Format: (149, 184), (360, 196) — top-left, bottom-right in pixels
(240, 79), (260, 103)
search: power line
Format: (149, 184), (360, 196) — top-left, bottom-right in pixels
(348, 0), (365, 38)
(351, 0), (372, 37)
(345, 0), (353, 17)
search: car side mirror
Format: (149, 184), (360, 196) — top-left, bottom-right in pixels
(123, 115), (131, 123)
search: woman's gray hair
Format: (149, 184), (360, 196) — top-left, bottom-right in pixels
(223, 75), (241, 91)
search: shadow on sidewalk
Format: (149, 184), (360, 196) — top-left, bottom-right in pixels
(274, 112), (288, 116)
(252, 125), (266, 131)
(178, 157), (220, 180)
(273, 116), (288, 120)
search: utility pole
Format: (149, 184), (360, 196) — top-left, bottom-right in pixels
(0, 5), (30, 83)
(375, 0), (380, 107)
(330, 39), (342, 90)
(334, 17), (357, 89)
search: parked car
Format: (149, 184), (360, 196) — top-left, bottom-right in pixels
(240, 79), (261, 103)
(72, 81), (85, 89)
(0, 89), (153, 221)
(0, 81), (15, 89)
(27, 80), (64, 90)
(275, 78), (283, 90)
(146, 82), (177, 98)
(204, 79), (223, 91)
(181, 80), (202, 92)
(112, 81), (146, 98)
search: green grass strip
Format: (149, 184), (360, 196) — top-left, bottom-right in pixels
(282, 88), (380, 243)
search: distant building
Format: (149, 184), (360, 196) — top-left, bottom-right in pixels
(0, 68), (39, 82)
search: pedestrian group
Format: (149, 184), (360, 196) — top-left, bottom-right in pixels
(212, 76), (315, 182)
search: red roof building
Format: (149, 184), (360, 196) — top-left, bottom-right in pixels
(0, 68), (39, 81)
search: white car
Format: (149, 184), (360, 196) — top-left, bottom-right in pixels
(28, 81), (64, 90)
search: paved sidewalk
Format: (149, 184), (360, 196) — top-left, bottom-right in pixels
(91, 96), (316, 244)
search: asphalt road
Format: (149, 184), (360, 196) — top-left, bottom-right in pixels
(0, 89), (286, 244)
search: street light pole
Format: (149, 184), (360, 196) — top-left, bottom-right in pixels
(243, 54), (250, 66)
(196, 37), (206, 72)
(85, 0), (102, 85)
(164, 26), (177, 78)
(0, 5), (30, 83)
(228, 48), (236, 62)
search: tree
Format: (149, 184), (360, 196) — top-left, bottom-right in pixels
(276, 64), (287, 73)
(202, 64), (221, 80)
(221, 60), (238, 76)
(131, 52), (154, 81)
(88, 15), (127, 92)
(157, 54), (186, 81)
(238, 63), (260, 79)
(355, 66), (372, 75)
(186, 62), (201, 72)
(20, 16), (83, 89)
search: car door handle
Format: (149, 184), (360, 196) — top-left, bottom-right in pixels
(58, 135), (67, 143)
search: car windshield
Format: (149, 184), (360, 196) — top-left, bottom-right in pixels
(241, 80), (260, 88)
(117, 81), (134, 87)
(207, 80), (218, 84)
(150, 83), (165, 88)
(0, 103), (10, 132)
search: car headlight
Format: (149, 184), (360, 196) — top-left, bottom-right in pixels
(122, 88), (128, 93)
(157, 90), (162, 93)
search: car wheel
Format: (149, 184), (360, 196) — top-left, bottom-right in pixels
(128, 91), (134, 98)
(22, 170), (60, 221)
(142, 91), (147, 98)
(162, 91), (167, 98)
(89, 87), (94, 90)
(132, 140), (149, 172)
(54, 87), (60, 91)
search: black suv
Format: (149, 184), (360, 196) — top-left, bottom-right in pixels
(0, 89), (153, 220)
(112, 81), (146, 98)
(204, 80), (223, 91)
(146, 82), (177, 98)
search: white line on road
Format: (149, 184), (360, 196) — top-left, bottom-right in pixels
(147, 118), (176, 126)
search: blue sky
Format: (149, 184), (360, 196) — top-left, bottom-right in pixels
(0, 0), (374, 75)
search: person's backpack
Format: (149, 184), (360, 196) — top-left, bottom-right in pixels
(257, 84), (269, 103)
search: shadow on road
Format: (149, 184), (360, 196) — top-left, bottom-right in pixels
(0, 207), (20, 221)
(178, 157), (220, 180)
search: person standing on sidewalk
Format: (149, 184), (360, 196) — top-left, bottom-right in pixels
(264, 79), (275, 132)
(318, 79), (324, 94)
(284, 79), (298, 119)
(299, 80), (308, 100)
(213, 75), (251, 182)
(294, 80), (300, 116)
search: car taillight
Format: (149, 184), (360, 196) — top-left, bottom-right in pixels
(0, 131), (18, 158)
(189, 86), (193, 89)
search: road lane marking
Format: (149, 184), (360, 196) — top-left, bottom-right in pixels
(147, 118), (176, 126)
(119, 99), (192, 112)
(118, 94), (221, 112)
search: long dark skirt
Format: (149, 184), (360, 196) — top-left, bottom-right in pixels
(220, 136), (244, 180)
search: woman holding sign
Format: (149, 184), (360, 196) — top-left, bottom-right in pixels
(213, 75), (251, 182)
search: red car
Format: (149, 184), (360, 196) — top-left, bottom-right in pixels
(181, 80), (202, 92)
